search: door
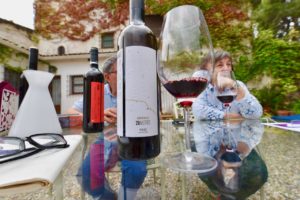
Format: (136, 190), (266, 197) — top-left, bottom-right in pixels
(49, 76), (61, 114)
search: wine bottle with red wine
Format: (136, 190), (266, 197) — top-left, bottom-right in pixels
(83, 47), (104, 133)
(117, 0), (160, 160)
(19, 47), (38, 107)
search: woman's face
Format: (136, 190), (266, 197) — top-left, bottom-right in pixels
(215, 57), (232, 71)
(212, 57), (232, 84)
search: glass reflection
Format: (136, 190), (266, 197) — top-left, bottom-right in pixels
(77, 125), (147, 200)
(191, 119), (268, 199)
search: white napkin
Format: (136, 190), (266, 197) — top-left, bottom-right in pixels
(0, 135), (82, 195)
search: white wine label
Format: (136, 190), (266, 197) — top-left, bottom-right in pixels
(117, 46), (158, 137)
(117, 50), (123, 137)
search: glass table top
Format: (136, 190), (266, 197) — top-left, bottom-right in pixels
(1, 119), (300, 200)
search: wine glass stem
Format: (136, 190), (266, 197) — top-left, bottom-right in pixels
(225, 104), (230, 126)
(183, 106), (191, 150)
(224, 103), (230, 112)
(226, 105), (228, 116)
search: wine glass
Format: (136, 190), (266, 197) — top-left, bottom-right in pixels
(158, 5), (217, 173)
(215, 71), (238, 117)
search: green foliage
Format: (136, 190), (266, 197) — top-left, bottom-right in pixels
(0, 44), (24, 73)
(4, 64), (23, 73)
(0, 44), (27, 73)
(163, 51), (203, 72)
(30, 33), (40, 44)
(252, 30), (300, 84)
(211, 23), (252, 59)
(248, 30), (300, 114)
(250, 0), (261, 8)
(253, 0), (300, 33)
(241, 1), (300, 114)
(16, 52), (28, 58)
(0, 44), (13, 63)
(291, 101), (300, 114)
(206, 1), (253, 80)
(234, 54), (253, 82)
(146, 0), (211, 15)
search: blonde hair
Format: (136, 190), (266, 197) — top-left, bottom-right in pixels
(200, 50), (233, 70)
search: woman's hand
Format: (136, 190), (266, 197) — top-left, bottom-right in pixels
(224, 113), (243, 120)
(235, 85), (245, 101)
(217, 76), (236, 91)
(104, 107), (117, 124)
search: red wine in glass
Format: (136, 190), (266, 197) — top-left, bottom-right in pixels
(217, 95), (237, 104)
(163, 77), (208, 98)
(216, 71), (238, 109)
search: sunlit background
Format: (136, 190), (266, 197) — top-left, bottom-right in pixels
(0, 0), (34, 29)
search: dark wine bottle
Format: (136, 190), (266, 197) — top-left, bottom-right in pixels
(19, 47), (38, 107)
(83, 47), (104, 133)
(117, 0), (160, 160)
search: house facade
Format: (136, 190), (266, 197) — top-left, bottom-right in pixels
(0, 16), (174, 116)
(37, 25), (122, 114)
(0, 18), (121, 113)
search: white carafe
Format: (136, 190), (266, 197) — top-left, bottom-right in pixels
(9, 70), (62, 138)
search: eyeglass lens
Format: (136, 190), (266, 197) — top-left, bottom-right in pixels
(0, 138), (24, 157)
(29, 134), (66, 147)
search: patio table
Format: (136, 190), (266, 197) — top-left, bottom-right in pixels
(1, 119), (299, 199)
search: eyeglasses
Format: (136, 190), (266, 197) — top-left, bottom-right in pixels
(109, 71), (117, 74)
(0, 133), (69, 164)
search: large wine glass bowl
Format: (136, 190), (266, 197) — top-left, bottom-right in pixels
(158, 5), (212, 99)
(158, 5), (217, 173)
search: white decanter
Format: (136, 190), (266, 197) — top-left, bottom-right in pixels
(9, 70), (62, 138)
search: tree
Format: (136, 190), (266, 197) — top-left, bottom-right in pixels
(253, 0), (300, 39)
(34, 0), (251, 49)
(35, 0), (129, 41)
(248, 0), (300, 114)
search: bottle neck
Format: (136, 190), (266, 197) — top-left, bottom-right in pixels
(90, 62), (98, 69)
(90, 47), (99, 68)
(28, 61), (38, 70)
(28, 48), (38, 70)
(130, 0), (145, 25)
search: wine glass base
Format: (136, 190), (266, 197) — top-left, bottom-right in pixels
(160, 152), (218, 173)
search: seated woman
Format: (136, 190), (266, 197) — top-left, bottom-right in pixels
(192, 50), (263, 120)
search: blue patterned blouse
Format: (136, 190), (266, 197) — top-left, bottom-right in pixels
(193, 119), (264, 158)
(192, 81), (263, 120)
